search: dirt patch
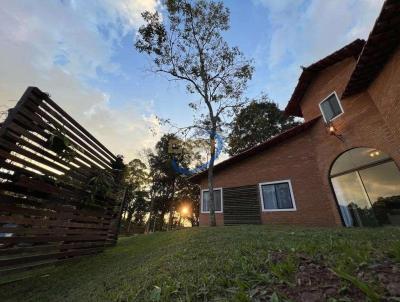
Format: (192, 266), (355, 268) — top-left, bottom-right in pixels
(250, 252), (354, 301)
(358, 259), (400, 298)
(250, 252), (400, 302)
(279, 254), (364, 302)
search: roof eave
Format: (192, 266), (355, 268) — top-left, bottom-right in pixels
(188, 117), (320, 183)
(342, 0), (400, 98)
(284, 39), (366, 116)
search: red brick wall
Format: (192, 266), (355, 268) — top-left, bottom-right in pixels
(311, 91), (400, 177)
(199, 213), (223, 226)
(367, 46), (400, 162)
(307, 92), (400, 228)
(300, 57), (356, 122)
(198, 131), (341, 227)
(197, 51), (400, 227)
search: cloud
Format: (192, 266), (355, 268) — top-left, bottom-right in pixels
(252, 0), (384, 106)
(0, 0), (161, 161)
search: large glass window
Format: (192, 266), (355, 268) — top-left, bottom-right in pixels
(320, 93), (343, 122)
(330, 148), (400, 226)
(332, 172), (374, 227)
(260, 181), (296, 211)
(202, 189), (222, 213)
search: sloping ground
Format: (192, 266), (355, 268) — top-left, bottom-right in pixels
(1, 226), (399, 302)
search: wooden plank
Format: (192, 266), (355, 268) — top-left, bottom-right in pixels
(38, 101), (115, 163)
(0, 247), (103, 267)
(3, 130), (89, 182)
(0, 242), (105, 256)
(23, 101), (113, 169)
(0, 216), (109, 230)
(0, 236), (107, 245)
(0, 176), (78, 201)
(34, 90), (117, 160)
(0, 137), (74, 177)
(6, 121), (95, 175)
(12, 107), (108, 170)
(0, 228), (109, 236)
(0, 204), (57, 218)
(0, 193), (113, 219)
(0, 207), (111, 226)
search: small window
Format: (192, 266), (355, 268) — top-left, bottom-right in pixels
(201, 188), (223, 213)
(259, 180), (296, 211)
(319, 92), (343, 122)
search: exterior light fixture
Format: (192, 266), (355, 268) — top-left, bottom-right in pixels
(327, 122), (337, 135)
(328, 125), (336, 135)
(326, 122), (344, 141)
(369, 150), (380, 157)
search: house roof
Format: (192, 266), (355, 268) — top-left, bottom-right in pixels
(189, 117), (320, 183)
(284, 39), (365, 117)
(342, 0), (400, 98)
(189, 1), (399, 184)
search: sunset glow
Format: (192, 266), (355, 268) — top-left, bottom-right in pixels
(181, 206), (189, 216)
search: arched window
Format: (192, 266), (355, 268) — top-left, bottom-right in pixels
(330, 148), (400, 227)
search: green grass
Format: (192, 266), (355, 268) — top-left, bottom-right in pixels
(1, 225), (399, 302)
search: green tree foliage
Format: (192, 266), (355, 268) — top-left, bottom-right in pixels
(131, 190), (149, 226)
(125, 159), (149, 190)
(146, 134), (200, 231)
(228, 95), (302, 156)
(124, 158), (150, 230)
(147, 134), (186, 230)
(135, 0), (254, 226)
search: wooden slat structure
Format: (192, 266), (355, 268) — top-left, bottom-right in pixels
(0, 87), (124, 275)
(223, 185), (261, 225)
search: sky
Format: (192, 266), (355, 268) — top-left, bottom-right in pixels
(0, 0), (384, 161)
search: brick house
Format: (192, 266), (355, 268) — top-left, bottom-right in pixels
(190, 0), (400, 227)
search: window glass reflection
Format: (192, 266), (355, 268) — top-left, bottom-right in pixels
(202, 189), (222, 212)
(332, 173), (376, 227)
(330, 148), (400, 227)
(359, 161), (400, 225)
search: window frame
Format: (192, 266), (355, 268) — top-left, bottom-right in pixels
(318, 91), (344, 123)
(259, 180), (297, 212)
(200, 188), (223, 213)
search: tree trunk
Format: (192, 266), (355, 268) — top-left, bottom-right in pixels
(145, 192), (155, 234)
(160, 210), (167, 231)
(208, 129), (217, 226)
(126, 209), (133, 232)
(167, 179), (176, 231)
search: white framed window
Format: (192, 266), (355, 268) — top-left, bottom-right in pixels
(201, 188), (223, 213)
(319, 92), (344, 123)
(259, 180), (296, 212)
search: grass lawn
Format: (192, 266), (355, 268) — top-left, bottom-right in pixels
(1, 225), (400, 302)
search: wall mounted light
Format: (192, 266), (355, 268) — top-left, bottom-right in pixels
(328, 124), (336, 135)
(326, 122), (344, 141)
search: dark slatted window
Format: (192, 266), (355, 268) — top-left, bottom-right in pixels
(202, 189), (222, 212)
(260, 181), (295, 211)
(320, 93), (343, 122)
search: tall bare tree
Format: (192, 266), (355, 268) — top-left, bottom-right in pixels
(135, 0), (253, 226)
